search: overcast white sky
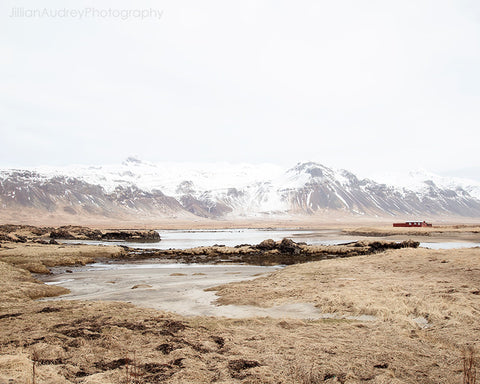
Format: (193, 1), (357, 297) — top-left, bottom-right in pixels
(1, 0), (479, 178)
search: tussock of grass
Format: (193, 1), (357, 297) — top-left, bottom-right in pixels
(0, 261), (68, 302)
(463, 347), (478, 384)
(0, 243), (124, 273)
(211, 247), (480, 337)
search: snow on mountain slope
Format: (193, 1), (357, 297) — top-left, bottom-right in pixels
(1, 158), (480, 219)
(33, 157), (282, 194)
(24, 157), (289, 217)
(374, 169), (480, 200)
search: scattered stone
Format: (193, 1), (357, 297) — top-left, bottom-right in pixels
(131, 284), (152, 289)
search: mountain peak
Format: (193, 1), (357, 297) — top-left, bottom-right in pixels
(122, 156), (143, 165)
(289, 162), (330, 177)
(1, 161), (480, 220)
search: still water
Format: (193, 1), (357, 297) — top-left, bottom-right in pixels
(59, 228), (479, 250)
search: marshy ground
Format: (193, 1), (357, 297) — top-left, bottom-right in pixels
(0, 224), (479, 383)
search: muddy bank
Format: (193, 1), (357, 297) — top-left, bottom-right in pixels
(40, 264), (290, 318)
(119, 238), (420, 266)
(0, 224), (160, 244)
(50, 225), (161, 242)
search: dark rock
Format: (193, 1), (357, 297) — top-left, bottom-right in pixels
(234, 244), (251, 248)
(278, 238), (301, 254)
(256, 239), (276, 250)
(101, 230), (160, 242)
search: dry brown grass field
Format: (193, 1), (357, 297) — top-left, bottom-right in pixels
(0, 225), (479, 383)
(342, 225), (480, 242)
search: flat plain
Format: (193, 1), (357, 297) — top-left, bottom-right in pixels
(0, 224), (479, 383)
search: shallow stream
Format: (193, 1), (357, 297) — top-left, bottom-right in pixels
(59, 228), (480, 249)
(42, 228), (479, 319)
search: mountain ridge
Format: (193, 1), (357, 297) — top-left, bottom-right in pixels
(1, 159), (480, 222)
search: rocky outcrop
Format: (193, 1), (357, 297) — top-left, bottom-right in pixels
(256, 239), (276, 250)
(0, 225), (52, 236)
(49, 226), (161, 243)
(277, 238), (302, 254)
(50, 226), (103, 240)
(120, 238), (419, 266)
(101, 230), (160, 242)
(0, 224), (53, 243)
(0, 224), (161, 244)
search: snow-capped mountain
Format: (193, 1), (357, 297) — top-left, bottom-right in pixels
(1, 158), (480, 221)
(373, 169), (480, 200)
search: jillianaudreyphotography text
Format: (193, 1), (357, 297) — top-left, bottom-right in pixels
(9, 7), (163, 21)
